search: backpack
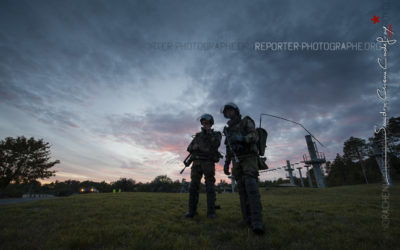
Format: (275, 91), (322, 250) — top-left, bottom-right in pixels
(256, 127), (268, 156)
(241, 116), (269, 170)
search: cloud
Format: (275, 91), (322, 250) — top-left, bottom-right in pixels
(104, 111), (198, 156)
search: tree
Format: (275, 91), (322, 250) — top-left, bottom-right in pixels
(324, 161), (332, 175)
(112, 178), (136, 192)
(150, 175), (174, 192)
(97, 181), (113, 193)
(387, 117), (400, 157)
(369, 116), (400, 157)
(0, 136), (59, 191)
(367, 117), (400, 184)
(343, 137), (369, 184)
(326, 154), (348, 186)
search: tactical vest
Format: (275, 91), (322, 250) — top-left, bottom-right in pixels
(225, 116), (259, 157)
(226, 116), (269, 170)
(189, 129), (222, 162)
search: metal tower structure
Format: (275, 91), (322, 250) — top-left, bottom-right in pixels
(284, 160), (296, 186)
(228, 175), (235, 193)
(296, 167), (305, 187)
(303, 135), (326, 188)
(304, 165), (313, 188)
(218, 179), (224, 192)
(180, 178), (187, 193)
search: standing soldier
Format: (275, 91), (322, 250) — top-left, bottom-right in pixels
(221, 103), (265, 234)
(184, 114), (222, 219)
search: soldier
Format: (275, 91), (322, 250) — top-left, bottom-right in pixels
(184, 114), (222, 219)
(222, 103), (265, 234)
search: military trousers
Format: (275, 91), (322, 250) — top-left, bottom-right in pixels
(232, 155), (264, 230)
(188, 160), (216, 215)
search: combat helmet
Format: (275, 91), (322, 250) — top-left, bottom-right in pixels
(199, 113), (214, 125)
(221, 102), (240, 118)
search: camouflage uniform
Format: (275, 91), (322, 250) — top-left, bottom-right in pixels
(225, 115), (259, 178)
(186, 127), (222, 218)
(223, 104), (265, 234)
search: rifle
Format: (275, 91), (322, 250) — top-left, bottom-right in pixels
(180, 153), (194, 174)
(223, 126), (240, 163)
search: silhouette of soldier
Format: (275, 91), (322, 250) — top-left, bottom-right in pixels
(185, 114), (222, 218)
(222, 102), (265, 234)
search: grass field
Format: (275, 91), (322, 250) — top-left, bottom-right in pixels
(0, 184), (399, 250)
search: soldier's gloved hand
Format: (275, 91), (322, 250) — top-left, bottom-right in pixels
(224, 162), (230, 175)
(230, 134), (244, 144)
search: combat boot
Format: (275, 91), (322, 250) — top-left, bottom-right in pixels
(244, 176), (265, 235)
(184, 211), (198, 218)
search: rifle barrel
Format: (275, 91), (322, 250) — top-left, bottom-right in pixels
(223, 127), (240, 163)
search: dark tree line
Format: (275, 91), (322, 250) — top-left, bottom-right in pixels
(259, 178), (291, 187)
(0, 175), (189, 198)
(325, 117), (400, 186)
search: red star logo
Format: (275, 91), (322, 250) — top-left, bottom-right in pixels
(371, 15), (380, 24)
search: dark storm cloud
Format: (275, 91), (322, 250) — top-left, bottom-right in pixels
(179, 0), (399, 157)
(0, 0), (189, 122)
(185, 0), (394, 107)
(0, 82), (81, 128)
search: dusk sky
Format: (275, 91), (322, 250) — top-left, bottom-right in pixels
(1, 0), (399, 184)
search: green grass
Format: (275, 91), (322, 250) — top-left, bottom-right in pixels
(0, 184), (399, 250)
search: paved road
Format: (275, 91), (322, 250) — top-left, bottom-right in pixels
(0, 197), (57, 206)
